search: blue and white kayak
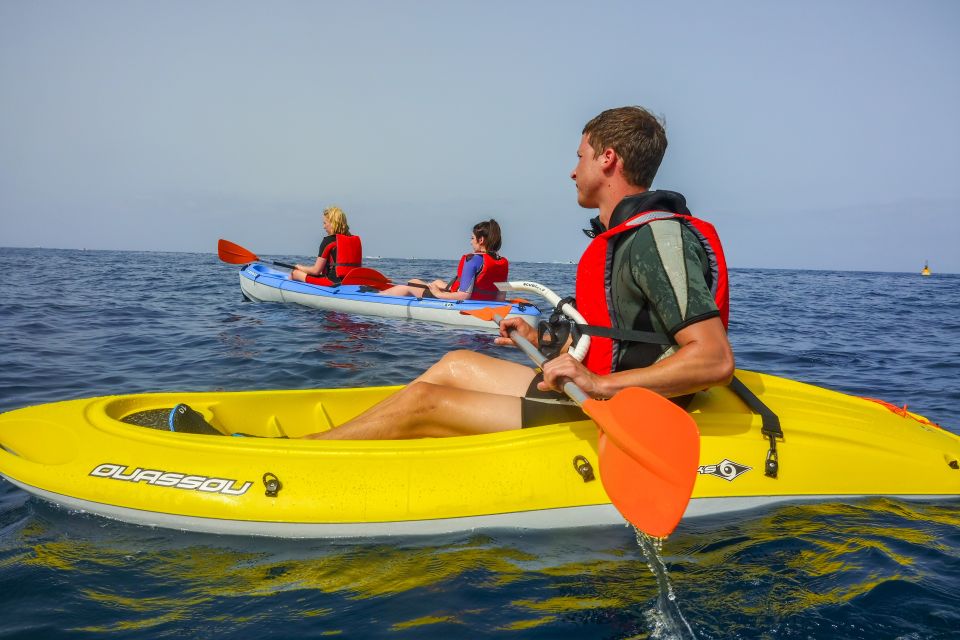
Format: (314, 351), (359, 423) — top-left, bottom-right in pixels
(237, 264), (541, 329)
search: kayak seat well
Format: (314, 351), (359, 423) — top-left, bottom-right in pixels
(205, 400), (335, 438)
(102, 389), (398, 438)
(119, 406), (295, 438)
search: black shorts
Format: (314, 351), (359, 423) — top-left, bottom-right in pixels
(520, 373), (588, 428)
(520, 374), (695, 428)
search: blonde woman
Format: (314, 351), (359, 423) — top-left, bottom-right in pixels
(290, 206), (363, 285)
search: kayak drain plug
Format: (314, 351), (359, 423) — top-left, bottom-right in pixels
(573, 455), (595, 483)
(263, 472), (282, 497)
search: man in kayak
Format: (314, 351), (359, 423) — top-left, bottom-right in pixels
(306, 106), (734, 439)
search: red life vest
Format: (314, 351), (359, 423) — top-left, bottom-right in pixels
(307, 234), (363, 285)
(450, 252), (509, 301)
(331, 234), (362, 278)
(575, 210), (729, 375)
(318, 234), (363, 279)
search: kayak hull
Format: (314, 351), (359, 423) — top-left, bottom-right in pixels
(4, 476), (901, 538)
(238, 264), (541, 329)
(1, 370), (957, 537)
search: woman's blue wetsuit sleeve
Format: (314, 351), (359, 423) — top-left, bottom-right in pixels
(457, 254), (484, 293)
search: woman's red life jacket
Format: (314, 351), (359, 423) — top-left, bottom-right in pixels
(307, 234), (363, 285)
(331, 234), (362, 278)
(575, 211), (729, 375)
(450, 252), (509, 301)
(318, 234), (363, 280)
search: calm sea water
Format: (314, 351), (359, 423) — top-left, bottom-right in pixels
(1, 247), (958, 639)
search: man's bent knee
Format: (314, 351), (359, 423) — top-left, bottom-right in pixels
(421, 350), (479, 383)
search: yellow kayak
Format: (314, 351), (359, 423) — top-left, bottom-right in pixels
(0, 369), (957, 537)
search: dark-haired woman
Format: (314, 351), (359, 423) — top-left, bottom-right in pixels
(381, 219), (509, 301)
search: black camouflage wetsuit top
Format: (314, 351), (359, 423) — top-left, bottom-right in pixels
(520, 190), (720, 428)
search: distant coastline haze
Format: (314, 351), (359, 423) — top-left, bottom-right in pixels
(1, 1), (957, 273)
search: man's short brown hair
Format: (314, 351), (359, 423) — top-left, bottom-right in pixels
(582, 106), (667, 189)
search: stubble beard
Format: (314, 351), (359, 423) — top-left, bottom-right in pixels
(576, 185), (597, 210)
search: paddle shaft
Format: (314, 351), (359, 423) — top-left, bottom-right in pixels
(496, 314), (589, 404)
(340, 274), (432, 290)
(339, 267), (467, 292)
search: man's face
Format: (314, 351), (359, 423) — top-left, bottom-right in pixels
(570, 134), (604, 209)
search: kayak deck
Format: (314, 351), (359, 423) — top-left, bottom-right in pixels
(0, 370), (957, 537)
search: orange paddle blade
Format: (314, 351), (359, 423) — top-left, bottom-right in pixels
(583, 388), (700, 537)
(218, 239), (260, 264)
(458, 305), (513, 322)
(340, 267), (391, 290)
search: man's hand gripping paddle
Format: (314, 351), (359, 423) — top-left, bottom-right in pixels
(462, 294), (700, 538)
(217, 239), (297, 270)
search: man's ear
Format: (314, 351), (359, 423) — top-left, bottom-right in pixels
(600, 147), (619, 171)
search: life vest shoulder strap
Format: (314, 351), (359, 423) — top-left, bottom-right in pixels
(593, 209), (728, 327)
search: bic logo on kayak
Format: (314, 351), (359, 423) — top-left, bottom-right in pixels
(698, 459), (751, 481)
(89, 463), (253, 495)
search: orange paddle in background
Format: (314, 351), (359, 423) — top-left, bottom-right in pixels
(338, 267), (432, 291)
(217, 239), (297, 270)
(461, 305), (700, 538)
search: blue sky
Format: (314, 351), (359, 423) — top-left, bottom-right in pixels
(1, 0), (958, 272)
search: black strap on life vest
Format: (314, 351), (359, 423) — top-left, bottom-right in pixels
(728, 376), (783, 478)
(574, 324), (674, 345)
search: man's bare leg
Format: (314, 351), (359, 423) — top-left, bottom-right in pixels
(414, 350), (535, 393)
(304, 351), (536, 439)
